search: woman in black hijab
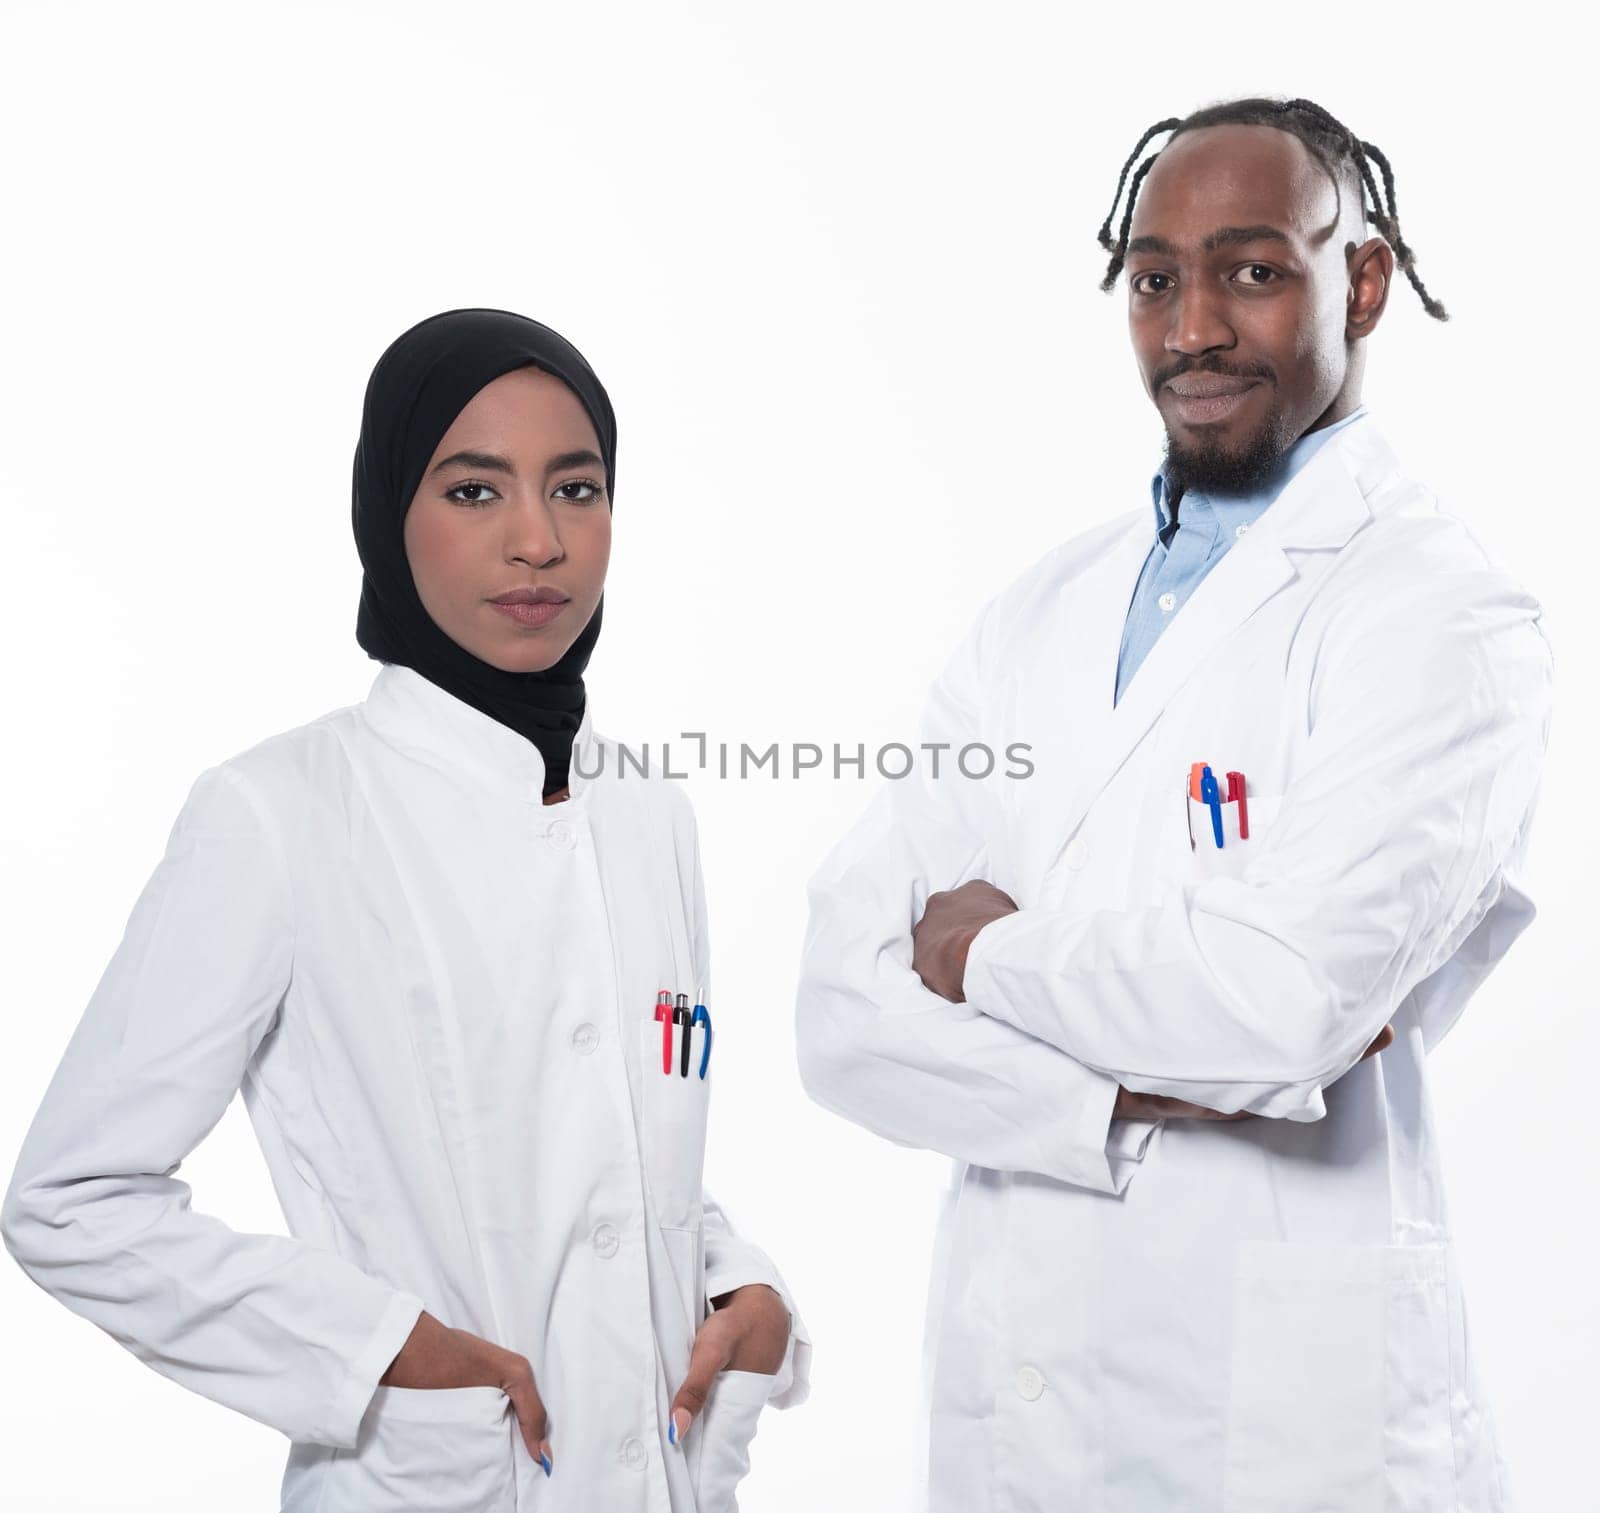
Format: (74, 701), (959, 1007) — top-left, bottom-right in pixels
(4, 307), (809, 1512)
(352, 307), (616, 799)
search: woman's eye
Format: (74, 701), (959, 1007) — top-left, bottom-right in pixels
(554, 479), (603, 504)
(1234, 264), (1279, 285)
(1132, 272), (1173, 295)
(445, 481), (499, 507)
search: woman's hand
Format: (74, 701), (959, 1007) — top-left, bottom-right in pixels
(667, 1283), (791, 1446)
(379, 1309), (554, 1475)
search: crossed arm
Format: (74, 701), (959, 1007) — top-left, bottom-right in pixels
(796, 569), (1552, 1184)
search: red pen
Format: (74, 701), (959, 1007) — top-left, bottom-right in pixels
(1226, 771), (1249, 839)
(654, 990), (674, 1075)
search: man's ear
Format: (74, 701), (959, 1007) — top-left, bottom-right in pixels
(1346, 236), (1394, 340)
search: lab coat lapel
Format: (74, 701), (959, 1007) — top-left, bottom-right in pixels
(1020, 419), (1380, 890)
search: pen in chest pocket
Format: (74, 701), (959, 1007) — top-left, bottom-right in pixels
(652, 989), (714, 1079)
(1185, 761), (1250, 850)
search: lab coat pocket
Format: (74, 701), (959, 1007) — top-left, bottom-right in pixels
(689, 1368), (775, 1513)
(1222, 1241), (1454, 1513)
(638, 1020), (710, 1230)
(1185, 793), (1282, 877)
(305, 1385), (517, 1513)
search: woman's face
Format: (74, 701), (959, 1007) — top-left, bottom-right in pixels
(404, 365), (611, 674)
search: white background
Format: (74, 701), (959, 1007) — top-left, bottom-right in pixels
(2, 2), (1593, 1508)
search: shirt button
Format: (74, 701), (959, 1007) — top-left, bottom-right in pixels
(570, 1022), (599, 1056)
(1064, 836), (1090, 871)
(546, 819), (576, 852)
(591, 1222), (619, 1258)
(1015, 1364), (1045, 1401)
(1158, 591), (1178, 613)
(620, 1436), (647, 1470)
(1235, 522), (1250, 538)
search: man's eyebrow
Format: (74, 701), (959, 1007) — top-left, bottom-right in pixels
(1124, 225), (1293, 258)
(1201, 224), (1291, 252)
(427, 447), (605, 478)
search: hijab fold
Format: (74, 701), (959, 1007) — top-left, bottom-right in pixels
(352, 307), (617, 797)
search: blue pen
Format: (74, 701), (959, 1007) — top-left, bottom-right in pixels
(691, 1004), (712, 1079)
(1200, 764), (1224, 848)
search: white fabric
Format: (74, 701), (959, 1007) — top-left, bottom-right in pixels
(4, 662), (808, 1511)
(796, 412), (1551, 1512)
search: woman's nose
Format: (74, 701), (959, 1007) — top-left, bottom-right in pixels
(504, 496), (564, 569)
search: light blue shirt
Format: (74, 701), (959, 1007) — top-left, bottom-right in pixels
(1113, 406), (1368, 706)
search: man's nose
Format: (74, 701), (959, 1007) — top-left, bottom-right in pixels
(1164, 282), (1236, 357)
(504, 495), (564, 568)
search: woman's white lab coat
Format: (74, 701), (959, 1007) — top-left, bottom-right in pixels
(3, 661), (809, 1512)
(796, 413), (1551, 1512)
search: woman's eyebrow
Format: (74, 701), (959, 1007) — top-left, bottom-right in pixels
(544, 448), (604, 476)
(427, 446), (604, 479)
(429, 448), (516, 477)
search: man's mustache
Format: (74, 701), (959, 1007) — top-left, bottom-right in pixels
(1150, 357), (1277, 392)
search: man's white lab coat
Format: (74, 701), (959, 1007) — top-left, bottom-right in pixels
(796, 413), (1551, 1512)
(5, 661), (809, 1512)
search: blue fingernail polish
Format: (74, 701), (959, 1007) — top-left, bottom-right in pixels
(539, 1451), (552, 1476)
(668, 1419), (677, 1446)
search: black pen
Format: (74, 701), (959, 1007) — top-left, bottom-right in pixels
(674, 993), (692, 1077)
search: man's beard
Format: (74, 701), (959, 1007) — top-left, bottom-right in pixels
(1160, 398), (1298, 500)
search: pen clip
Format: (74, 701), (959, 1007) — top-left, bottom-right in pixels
(654, 991), (674, 1075)
(691, 1004), (712, 1080)
(1226, 770), (1249, 840)
(674, 993), (692, 1077)
(1199, 764), (1224, 849)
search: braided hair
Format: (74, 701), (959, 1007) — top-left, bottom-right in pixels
(1096, 97), (1448, 321)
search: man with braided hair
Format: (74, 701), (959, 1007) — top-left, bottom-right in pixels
(797, 95), (1550, 1511)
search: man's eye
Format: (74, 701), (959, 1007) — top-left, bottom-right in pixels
(1132, 272), (1173, 295)
(1234, 264), (1279, 285)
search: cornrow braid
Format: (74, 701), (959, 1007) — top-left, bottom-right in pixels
(1096, 96), (1448, 321)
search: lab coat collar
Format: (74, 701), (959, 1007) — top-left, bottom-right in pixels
(358, 661), (600, 805)
(1023, 410), (1398, 886)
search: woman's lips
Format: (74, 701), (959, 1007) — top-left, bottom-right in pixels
(1164, 379), (1262, 426)
(490, 599), (568, 628)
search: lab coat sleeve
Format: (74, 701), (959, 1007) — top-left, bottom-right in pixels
(0, 763), (427, 1449)
(962, 576), (1555, 1120)
(684, 799), (812, 1410)
(794, 590), (1153, 1195)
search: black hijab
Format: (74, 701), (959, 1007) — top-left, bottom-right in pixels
(352, 307), (617, 798)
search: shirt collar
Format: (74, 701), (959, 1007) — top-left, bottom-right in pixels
(1148, 404), (1369, 544)
(358, 661), (599, 805)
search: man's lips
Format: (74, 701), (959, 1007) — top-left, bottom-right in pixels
(1162, 375), (1264, 425)
(1164, 375), (1260, 399)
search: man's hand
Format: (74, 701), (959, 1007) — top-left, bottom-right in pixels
(1112, 1023), (1398, 1121)
(379, 1309), (554, 1473)
(668, 1283), (791, 1448)
(911, 880), (1019, 1002)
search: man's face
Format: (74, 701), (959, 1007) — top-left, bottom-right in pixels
(1124, 123), (1376, 495)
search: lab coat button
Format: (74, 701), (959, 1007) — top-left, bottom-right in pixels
(570, 1022), (599, 1055)
(1015, 1364), (1045, 1401)
(620, 1436), (647, 1470)
(1064, 836), (1090, 871)
(546, 820), (576, 851)
(591, 1222), (620, 1258)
